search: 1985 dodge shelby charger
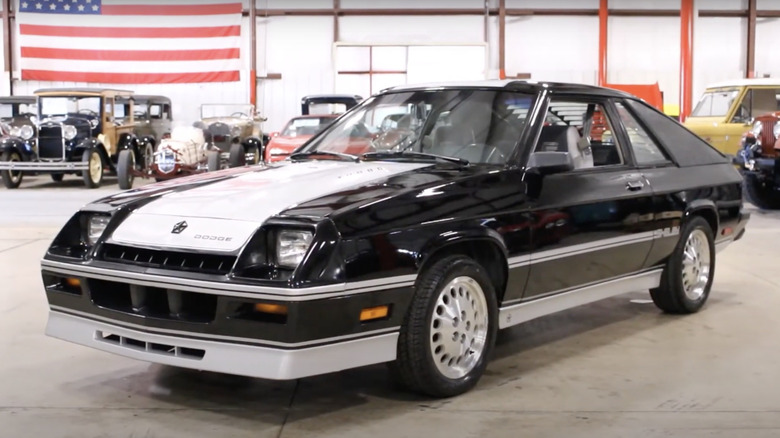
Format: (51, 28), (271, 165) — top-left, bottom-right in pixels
(41, 80), (750, 397)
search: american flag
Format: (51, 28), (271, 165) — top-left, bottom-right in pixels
(17, 0), (242, 84)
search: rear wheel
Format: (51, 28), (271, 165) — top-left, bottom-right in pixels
(743, 173), (780, 209)
(650, 216), (715, 314)
(82, 148), (103, 189)
(0, 151), (23, 189)
(228, 143), (246, 168)
(389, 255), (497, 397)
(117, 149), (135, 190)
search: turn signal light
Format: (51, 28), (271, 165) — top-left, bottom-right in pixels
(254, 303), (288, 315)
(360, 305), (389, 322)
(64, 277), (81, 288)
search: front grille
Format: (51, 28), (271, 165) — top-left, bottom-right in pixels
(101, 243), (236, 276)
(89, 279), (218, 323)
(96, 330), (205, 360)
(38, 125), (63, 159)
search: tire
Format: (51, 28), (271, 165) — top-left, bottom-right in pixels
(206, 151), (220, 172)
(81, 148), (103, 189)
(650, 216), (715, 314)
(228, 143), (246, 168)
(389, 255), (498, 397)
(1, 151), (23, 189)
(50, 173), (64, 182)
(743, 173), (780, 209)
(117, 149), (135, 190)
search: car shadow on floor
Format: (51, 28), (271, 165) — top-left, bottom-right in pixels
(62, 289), (734, 432)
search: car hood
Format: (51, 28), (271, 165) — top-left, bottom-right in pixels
(107, 161), (432, 252)
(267, 136), (313, 150)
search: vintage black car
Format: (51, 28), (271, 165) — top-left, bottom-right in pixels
(300, 94), (363, 115)
(40, 80), (749, 397)
(0, 88), (140, 189)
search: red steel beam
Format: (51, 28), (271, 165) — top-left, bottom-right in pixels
(679, 0), (694, 121)
(598, 0), (608, 86)
(747, 0), (756, 78)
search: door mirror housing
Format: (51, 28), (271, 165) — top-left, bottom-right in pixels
(526, 151), (574, 176)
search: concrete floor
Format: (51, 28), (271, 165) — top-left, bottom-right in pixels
(2, 174), (780, 438)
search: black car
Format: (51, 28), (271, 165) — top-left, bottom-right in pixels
(40, 80), (749, 397)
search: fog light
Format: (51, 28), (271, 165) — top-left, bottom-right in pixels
(254, 303), (288, 315)
(64, 277), (81, 288)
(360, 305), (389, 322)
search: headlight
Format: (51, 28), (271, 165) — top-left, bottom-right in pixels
(86, 215), (111, 245)
(276, 230), (313, 268)
(752, 121), (763, 137)
(63, 125), (77, 140)
(10, 125), (34, 140)
(231, 125), (242, 137)
(774, 122), (780, 139)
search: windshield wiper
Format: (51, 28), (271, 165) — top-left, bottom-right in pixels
(289, 151), (360, 162)
(361, 151), (469, 166)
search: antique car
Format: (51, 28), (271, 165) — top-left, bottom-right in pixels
(0, 95), (37, 131)
(117, 94), (173, 146)
(0, 88), (140, 189)
(733, 111), (780, 209)
(116, 124), (220, 190)
(300, 94), (363, 115)
(40, 80), (749, 398)
(685, 78), (780, 157)
(264, 114), (340, 162)
(197, 104), (265, 167)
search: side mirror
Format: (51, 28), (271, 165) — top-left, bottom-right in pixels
(526, 151), (574, 176)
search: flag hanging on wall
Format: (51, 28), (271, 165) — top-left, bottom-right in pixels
(17, 0), (242, 84)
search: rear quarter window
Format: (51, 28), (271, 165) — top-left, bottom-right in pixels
(623, 99), (728, 167)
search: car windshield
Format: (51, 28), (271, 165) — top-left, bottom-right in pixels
(40, 96), (101, 118)
(298, 89), (535, 165)
(691, 89), (739, 117)
(282, 116), (336, 137)
(201, 104), (254, 119)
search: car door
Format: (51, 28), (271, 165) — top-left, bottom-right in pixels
(522, 97), (656, 300)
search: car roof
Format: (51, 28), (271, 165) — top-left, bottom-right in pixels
(121, 94), (171, 103)
(302, 94), (363, 100)
(34, 88), (134, 97)
(384, 79), (636, 99)
(0, 96), (36, 104)
(704, 78), (780, 89)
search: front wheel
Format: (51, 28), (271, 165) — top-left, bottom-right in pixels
(228, 143), (246, 168)
(389, 255), (498, 397)
(50, 173), (64, 183)
(743, 173), (780, 209)
(650, 216), (715, 314)
(1, 150), (23, 189)
(117, 149), (135, 190)
(81, 148), (103, 189)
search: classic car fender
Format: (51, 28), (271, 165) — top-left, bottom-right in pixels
(0, 136), (34, 160)
(684, 199), (719, 233)
(75, 138), (112, 169)
(417, 229), (510, 300)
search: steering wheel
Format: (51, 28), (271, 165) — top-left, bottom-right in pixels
(78, 109), (98, 117)
(230, 112), (248, 118)
(371, 128), (415, 151)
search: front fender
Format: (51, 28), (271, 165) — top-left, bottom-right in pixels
(0, 137), (34, 159)
(418, 228), (508, 267)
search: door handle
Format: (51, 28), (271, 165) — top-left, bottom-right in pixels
(626, 180), (644, 191)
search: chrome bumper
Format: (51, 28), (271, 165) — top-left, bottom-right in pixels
(0, 161), (87, 171)
(46, 310), (399, 380)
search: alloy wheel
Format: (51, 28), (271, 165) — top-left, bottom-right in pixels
(681, 228), (711, 300)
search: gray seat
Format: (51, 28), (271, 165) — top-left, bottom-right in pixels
(536, 125), (593, 169)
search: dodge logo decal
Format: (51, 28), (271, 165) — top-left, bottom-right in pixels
(171, 221), (188, 234)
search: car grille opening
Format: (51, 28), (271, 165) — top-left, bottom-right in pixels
(100, 243), (236, 276)
(96, 330), (205, 360)
(89, 279), (218, 323)
(38, 125), (63, 159)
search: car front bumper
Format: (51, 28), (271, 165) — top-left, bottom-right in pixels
(41, 257), (415, 379)
(46, 310), (398, 380)
(0, 161), (88, 171)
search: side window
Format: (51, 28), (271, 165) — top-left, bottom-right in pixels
(535, 100), (623, 170)
(731, 88), (780, 123)
(149, 104), (162, 119)
(614, 102), (669, 166)
(163, 104), (171, 120)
